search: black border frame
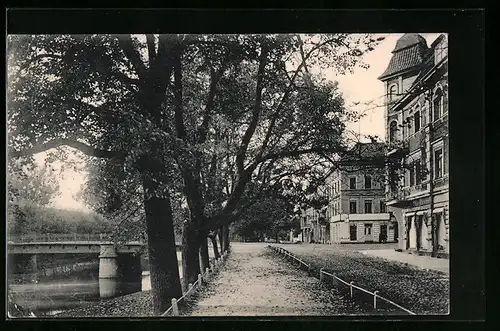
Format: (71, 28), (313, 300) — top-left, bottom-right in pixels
(4, 7), (486, 331)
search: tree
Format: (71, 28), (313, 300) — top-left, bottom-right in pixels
(7, 34), (384, 312)
(7, 157), (62, 235)
(169, 34), (385, 288)
(8, 159), (60, 207)
(7, 34), (184, 312)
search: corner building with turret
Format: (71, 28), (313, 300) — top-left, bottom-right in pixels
(378, 33), (449, 258)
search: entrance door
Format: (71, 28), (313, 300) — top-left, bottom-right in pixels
(437, 214), (446, 250)
(349, 225), (357, 241)
(409, 217), (417, 249)
(380, 224), (388, 243)
(364, 223), (373, 242)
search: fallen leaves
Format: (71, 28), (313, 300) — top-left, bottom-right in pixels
(279, 245), (450, 315)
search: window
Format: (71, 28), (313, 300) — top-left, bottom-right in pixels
(364, 224), (373, 235)
(433, 89), (443, 121)
(364, 175), (372, 189)
(415, 160), (422, 185)
(349, 177), (357, 189)
(388, 84), (398, 102)
(434, 149), (443, 179)
(409, 164), (415, 186)
(349, 201), (357, 214)
(380, 201), (387, 213)
(414, 111), (421, 132)
(350, 225), (357, 240)
(389, 121), (398, 143)
(364, 200), (372, 214)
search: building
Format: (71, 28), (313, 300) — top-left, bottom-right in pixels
(300, 207), (329, 244)
(327, 142), (395, 243)
(378, 33), (449, 257)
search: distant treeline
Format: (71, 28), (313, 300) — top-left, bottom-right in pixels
(7, 202), (113, 235)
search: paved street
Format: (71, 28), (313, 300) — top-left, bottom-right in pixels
(358, 249), (449, 274)
(188, 243), (362, 316)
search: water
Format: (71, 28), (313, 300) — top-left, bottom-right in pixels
(8, 251), (185, 317)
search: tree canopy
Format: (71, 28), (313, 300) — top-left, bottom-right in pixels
(7, 33), (385, 313)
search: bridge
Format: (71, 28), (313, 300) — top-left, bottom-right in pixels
(8, 233), (166, 299)
(7, 233), (182, 254)
(8, 234), (144, 254)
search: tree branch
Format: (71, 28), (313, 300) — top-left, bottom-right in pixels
(260, 147), (339, 164)
(146, 34), (156, 64)
(197, 59), (229, 144)
(172, 48), (186, 140)
(115, 71), (141, 87)
(235, 46), (268, 175)
(9, 138), (125, 160)
(254, 35), (329, 160)
(116, 35), (148, 80)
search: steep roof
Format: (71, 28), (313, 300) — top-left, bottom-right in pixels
(410, 34), (447, 89)
(393, 33), (427, 52)
(342, 142), (385, 161)
(378, 33), (430, 81)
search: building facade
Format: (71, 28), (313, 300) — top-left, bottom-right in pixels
(327, 143), (394, 243)
(378, 33), (449, 257)
(300, 207), (329, 244)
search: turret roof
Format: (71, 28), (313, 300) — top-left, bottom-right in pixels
(378, 33), (430, 80)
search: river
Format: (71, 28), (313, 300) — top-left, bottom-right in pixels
(8, 251), (187, 317)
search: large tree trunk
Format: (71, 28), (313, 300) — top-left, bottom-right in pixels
(218, 227), (224, 251)
(181, 221), (200, 290)
(142, 178), (182, 315)
(199, 235), (210, 272)
(210, 235), (220, 259)
(223, 224), (230, 252)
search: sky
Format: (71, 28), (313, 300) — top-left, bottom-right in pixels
(33, 33), (441, 212)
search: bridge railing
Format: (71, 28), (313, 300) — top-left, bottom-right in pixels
(8, 233), (113, 243)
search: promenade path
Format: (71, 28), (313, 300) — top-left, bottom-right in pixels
(188, 243), (361, 316)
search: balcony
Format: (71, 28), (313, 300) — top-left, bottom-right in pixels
(433, 175), (449, 189)
(406, 130), (425, 152)
(386, 142), (409, 159)
(385, 189), (411, 208)
(406, 181), (430, 197)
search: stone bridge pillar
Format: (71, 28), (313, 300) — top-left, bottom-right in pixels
(99, 244), (118, 298)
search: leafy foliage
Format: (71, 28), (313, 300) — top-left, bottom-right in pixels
(7, 202), (112, 235)
(7, 34), (385, 310)
(8, 158), (60, 206)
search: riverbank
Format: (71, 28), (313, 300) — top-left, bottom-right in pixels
(53, 290), (155, 317)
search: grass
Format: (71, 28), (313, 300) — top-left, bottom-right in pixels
(275, 244), (449, 315)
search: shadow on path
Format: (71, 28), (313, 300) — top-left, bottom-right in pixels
(188, 243), (362, 316)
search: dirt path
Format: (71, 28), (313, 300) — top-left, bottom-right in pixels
(188, 243), (360, 316)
